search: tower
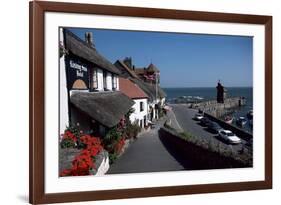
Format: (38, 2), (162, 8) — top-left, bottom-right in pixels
(216, 80), (224, 103)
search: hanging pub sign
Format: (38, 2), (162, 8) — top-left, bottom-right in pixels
(65, 55), (90, 90)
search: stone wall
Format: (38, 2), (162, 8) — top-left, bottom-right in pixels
(191, 97), (246, 118)
(159, 127), (252, 170)
(59, 148), (110, 176)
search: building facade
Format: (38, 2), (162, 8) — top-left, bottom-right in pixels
(115, 57), (166, 121)
(119, 78), (149, 128)
(59, 29), (134, 136)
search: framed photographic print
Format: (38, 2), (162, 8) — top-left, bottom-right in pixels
(29, 1), (272, 204)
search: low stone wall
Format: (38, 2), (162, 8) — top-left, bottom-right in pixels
(59, 148), (110, 176)
(191, 97), (246, 118)
(92, 150), (110, 176)
(204, 113), (252, 142)
(159, 127), (252, 170)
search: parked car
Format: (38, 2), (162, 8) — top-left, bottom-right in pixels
(207, 121), (223, 133)
(218, 130), (241, 144)
(194, 113), (204, 121)
(236, 117), (247, 126)
(200, 117), (212, 126)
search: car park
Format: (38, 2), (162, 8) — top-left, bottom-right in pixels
(200, 117), (212, 126)
(207, 121), (222, 133)
(218, 130), (241, 144)
(194, 113), (204, 121)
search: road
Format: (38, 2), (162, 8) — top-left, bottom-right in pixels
(170, 104), (247, 154)
(107, 119), (185, 174)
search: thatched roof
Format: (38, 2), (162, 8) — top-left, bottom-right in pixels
(130, 78), (166, 102)
(134, 68), (146, 75)
(70, 91), (134, 128)
(64, 29), (120, 75)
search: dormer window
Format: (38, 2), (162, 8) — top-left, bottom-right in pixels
(103, 71), (108, 90)
(112, 75), (117, 90)
(91, 68), (98, 90)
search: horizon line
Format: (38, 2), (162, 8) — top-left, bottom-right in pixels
(162, 86), (253, 88)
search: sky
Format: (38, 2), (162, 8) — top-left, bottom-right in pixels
(68, 27), (253, 88)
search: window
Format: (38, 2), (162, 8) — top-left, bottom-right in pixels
(112, 75), (117, 90)
(140, 102), (144, 112)
(103, 71), (107, 90)
(91, 68), (98, 90)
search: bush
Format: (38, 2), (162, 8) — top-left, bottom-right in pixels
(103, 127), (122, 150)
(179, 132), (193, 140)
(125, 123), (141, 139)
(60, 129), (78, 148)
(60, 138), (76, 149)
(109, 152), (118, 164)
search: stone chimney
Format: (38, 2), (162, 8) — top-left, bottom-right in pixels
(124, 57), (132, 69)
(85, 32), (94, 47)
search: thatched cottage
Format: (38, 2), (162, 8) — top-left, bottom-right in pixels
(59, 28), (134, 136)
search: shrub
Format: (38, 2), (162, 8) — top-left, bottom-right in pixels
(60, 130), (78, 148)
(179, 132), (193, 140)
(114, 137), (126, 154)
(125, 123), (141, 139)
(103, 127), (122, 151)
(109, 152), (118, 164)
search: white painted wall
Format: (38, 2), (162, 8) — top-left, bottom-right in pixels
(160, 97), (166, 106)
(59, 28), (69, 134)
(96, 68), (104, 91)
(129, 98), (148, 127)
(106, 72), (112, 90)
(96, 69), (119, 91)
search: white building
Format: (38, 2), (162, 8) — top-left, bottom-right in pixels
(119, 78), (149, 128)
(59, 28), (134, 136)
(115, 58), (166, 123)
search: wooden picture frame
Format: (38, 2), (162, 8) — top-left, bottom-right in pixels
(29, 1), (272, 204)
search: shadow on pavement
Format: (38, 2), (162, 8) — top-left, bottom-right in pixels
(158, 134), (196, 170)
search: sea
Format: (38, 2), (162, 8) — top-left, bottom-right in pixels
(163, 87), (253, 133)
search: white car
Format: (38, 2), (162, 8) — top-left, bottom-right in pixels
(194, 113), (204, 120)
(218, 130), (241, 144)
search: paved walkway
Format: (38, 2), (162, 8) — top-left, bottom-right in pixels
(166, 109), (183, 132)
(107, 119), (185, 174)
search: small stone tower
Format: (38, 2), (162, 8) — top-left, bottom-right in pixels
(85, 32), (94, 47)
(216, 81), (225, 103)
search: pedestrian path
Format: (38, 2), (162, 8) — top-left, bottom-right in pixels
(107, 120), (185, 174)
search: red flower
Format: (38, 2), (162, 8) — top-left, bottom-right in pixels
(61, 130), (78, 143)
(60, 133), (104, 177)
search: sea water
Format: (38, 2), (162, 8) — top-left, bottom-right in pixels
(163, 87), (253, 133)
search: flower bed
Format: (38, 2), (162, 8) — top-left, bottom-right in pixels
(59, 126), (104, 177)
(59, 112), (142, 175)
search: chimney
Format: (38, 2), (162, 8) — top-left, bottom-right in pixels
(124, 57), (132, 69)
(85, 32), (94, 47)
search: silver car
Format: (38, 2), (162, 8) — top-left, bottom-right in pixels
(218, 130), (241, 144)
